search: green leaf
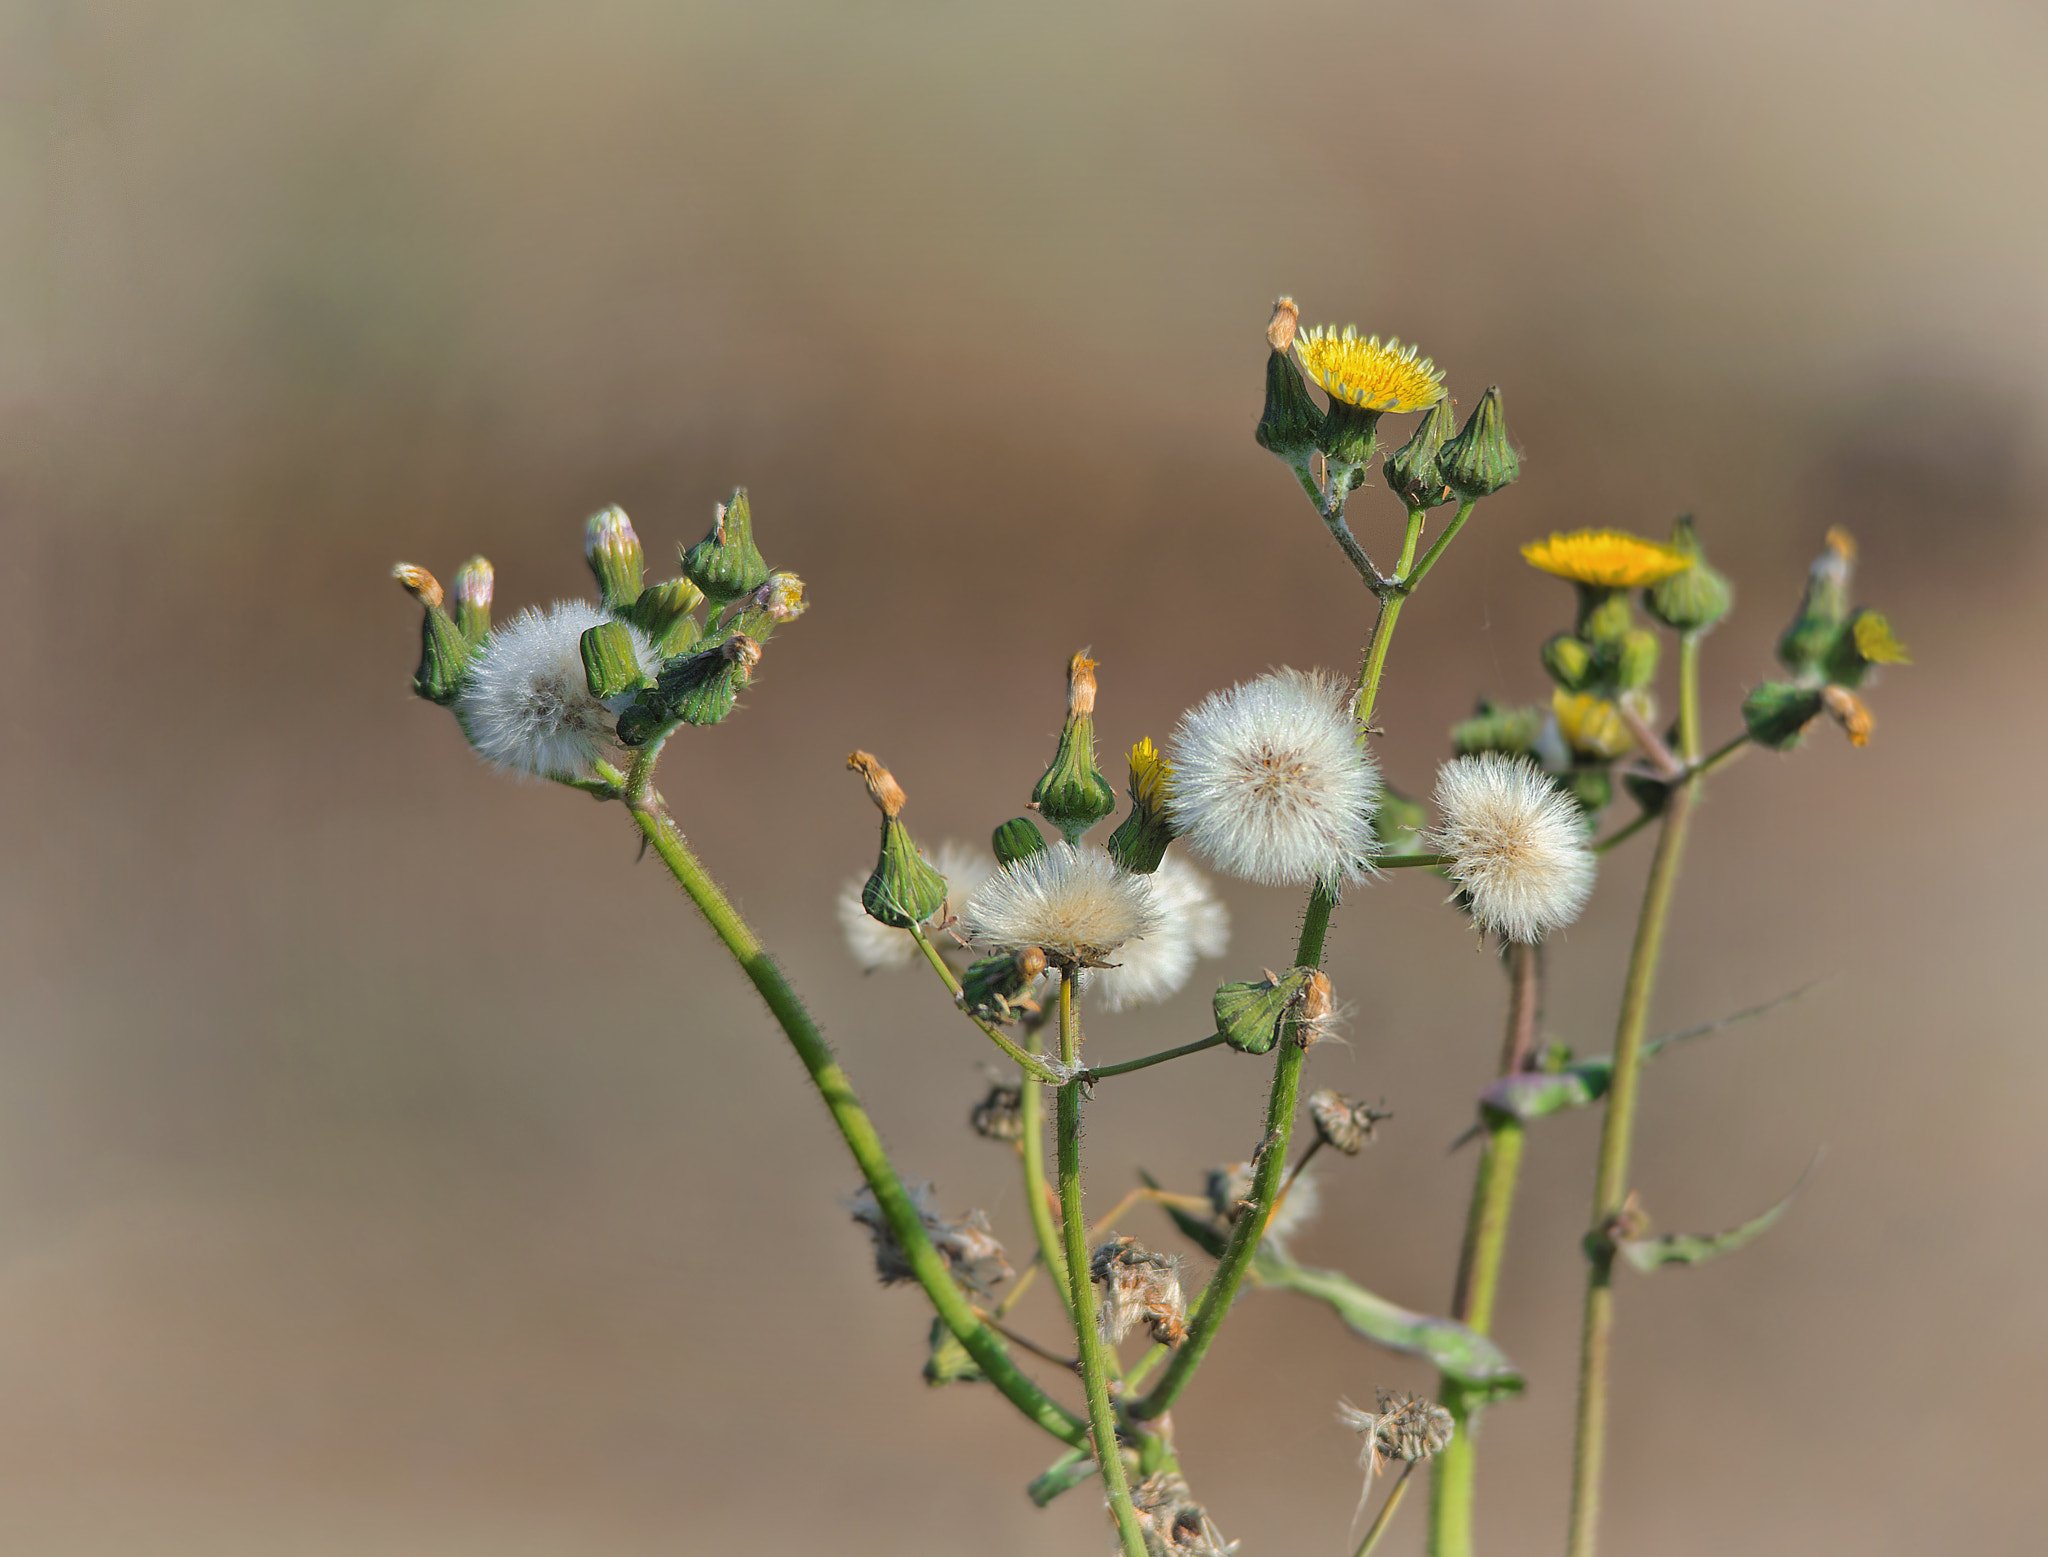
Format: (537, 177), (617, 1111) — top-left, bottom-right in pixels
(922, 1315), (984, 1385)
(1252, 1254), (1524, 1396)
(1027, 1447), (1095, 1507)
(1618, 1154), (1818, 1274)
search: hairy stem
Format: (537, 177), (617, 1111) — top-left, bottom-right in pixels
(907, 925), (1062, 1082)
(1402, 498), (1478, 594)
(1055, 972), (1148, 1557)
(1081, 1030), (1228, 1081)
(1358, 1461), (1421, 1557)
(1018, 1060), (1073, 1316)
(628, 799), (1085, 1449)
(1565, 772), (1700, 1557)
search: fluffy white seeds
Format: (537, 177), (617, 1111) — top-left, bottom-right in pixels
(1429, 753), (1596, 942)
(959, 843), (1161, 964)
(836, 841), (997, 973)
(1084, 855), (1230, 1013)
(1167, 668), (1381, 887)
(456, 601), (662, 779)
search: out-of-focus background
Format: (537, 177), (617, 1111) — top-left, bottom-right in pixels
(2, 2), (2043, 1552)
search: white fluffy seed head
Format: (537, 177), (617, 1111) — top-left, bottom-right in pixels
(455, 601), (663, 780)
(1082, 855), (1230, 1013)
(1166, 669), (1381, 887)
(958, 843), (1161, 964)
(1428, 753), (1597, 943)
(836, 841), (997, 973)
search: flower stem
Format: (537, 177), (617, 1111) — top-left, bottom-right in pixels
(1402, 498), (1479, 593)
(1376, 852), (1453, 869)
(1357, 1461), (1421, 1557)
(1054, 972), (1149, 1557)
(626, 798), (1086, 1450)
(1018, 1060), (1073, 1315)
(1428, 941), (1542, 1557)
(907, 925), (1062, 1083)
(1353, 510), (1428, 721)
(1080, 1030), (1228, 1081)
(1564, 772), (1700, 1557)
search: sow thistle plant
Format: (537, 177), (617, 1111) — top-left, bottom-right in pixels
(393, 296), (1907, 1557)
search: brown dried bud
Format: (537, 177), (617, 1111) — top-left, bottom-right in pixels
(1132, 1470), (1235, 1556)
(391, 563), (443, 609)
(1090, 1236), (1187, 1348)
(723, 632), (763, 671)
(846, 750), (908, 818)
(1066, 650), (1098, 718)
(1296, 969), (1335, 1037)
(1307, 1088), (1392, 1155)
(1266, 296), (1300, 353)
(969, 1083), (1023, 1142)
(1342, 1390), (1456, 1484)
(1821, 684), (1873, 747)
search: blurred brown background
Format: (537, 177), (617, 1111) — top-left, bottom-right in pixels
(2, 2), (2043, 1552)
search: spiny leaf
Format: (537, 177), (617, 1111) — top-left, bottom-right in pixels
(1619, 1153), (1820, 1275)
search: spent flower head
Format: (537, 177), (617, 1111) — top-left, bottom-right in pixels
(1293, 325), (1446, 413)
(455, 600), (661, 779)
(1430, 754), (1597, 943)
(847, 1181), (1012, 1298)
(1090, 1236), (1187, 1348)
(1307, 1089), (1392, 1155)
(958, 843), (1161, 968)
(1167, 669), (1380, 888)
(1340, 1390), (1456, 1489)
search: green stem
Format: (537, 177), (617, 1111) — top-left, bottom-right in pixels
(1017, 1060), (1072, 1315)
(1081, 1030), (1228, 1081)
(1403, 498), (1478, 593)
(906, 925), (1062, 1083)
(1053, 972), (1148, 1557)
(1357, 1461), (1420, 1557)
(1378, 852), (1452, 869)
(1678, 633), (1701, 764)
(1428, 941), (1542, 1557)
(1564, 774), (1701, 1557)
(1592, 810), (1656, 856)
(628, 799), (1085, 1450)
(1696, 730), (1750, 778)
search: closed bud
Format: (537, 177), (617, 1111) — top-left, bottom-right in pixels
(1307, 1089), (1392, 1155)
(1451, 699), (1544, 758)
(1777, 527), (1855, 677)
(1031, 652), (1117, 842)
(1644, 515), (1733, 633)
(1382, 398), (1457, 511)
(452, 556), (493, 645)
(1438, 385), (1520, 500)
(642, 632), (761, 730)
(583, 507), (644, 609)
(1255, 298), (1325, 469)
(1213, 966), (1317, 1055)
(680, 488), (770, 606)
(1741, 681), (1826, 751)
(1565, 768), (1612, 814)
(957, 947), (1049, 1022)
(579, 619), (652, 699)
(626, 577), (706, 659)
(992, 816), (1048, 867)
(1106, 737), (1178, 874)
(1552, 690), (1635, 761)
(1541, 633), (1596, 691)
(1577, 587), (1635, 647)
(848, 751), (950, 928)
(1614, 627), (1661, 691)
(1316, 398), (1383, 486)
(393, 563), (472, 705)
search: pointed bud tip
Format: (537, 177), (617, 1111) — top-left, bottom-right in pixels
(1266, 297), (1299, 352)
(453, 556), (494, 606)
(1066, 651), (1099, 717)
(392, 563), (443, 609)
(846, 750), (908, 816)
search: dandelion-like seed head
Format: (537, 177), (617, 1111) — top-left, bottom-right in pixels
(1083, 854), (1230, 1013)
(1429, 754), (1597, 943)
(1293, 325), (1446, 413)
(958, 844), (1160, 967)
(1167, 669), (1381, 888)
(1521, 529), (1692, 589)
(455, 600), (661, 779)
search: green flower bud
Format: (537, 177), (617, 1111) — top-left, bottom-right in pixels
(958, 946), (1050, 1023)
(1437, 385), (1520, 500)
(1614, 628), (1660, 692)
(393, 563), (472, 705)
(720, 571), (809, 651)
(1565, 768), (1612, 814)
(1741, 682), (1826, 751)
(1213, 966), (1320, 1056)
(639, 633), (761, 732)
(1382, 399), (1457, 511)
(1254, 299), (1324, 468)
(452, 556), (493, 647)
(992, 816), (1048, 867)
(584, 507), (644, 610)
(681, 488), (770, 606)
(1776, 528), (1855, 678)
(1623, 770), (1671, 817)
(1821, 608), (1912, 689)
(1105, 737), (1178, 874)
(1031, 652), (1117, 842)
(847, 751), (950, 928)
(1643, 515), (1733, 633)
(1577, 587), (1634, 647)
(1316, 398), (1383, 484)
(626, 577), (706, 659)
(579, 619), (651, 700)
(1541, 633), (1597, 691)
(1451, 699), (1544, 758)
(1371, 784), (1429, 857)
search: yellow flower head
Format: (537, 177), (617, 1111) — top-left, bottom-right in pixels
(1521, 530), (1692, 589)
(1851, 612), (1911, 666)
(1128, 737), (1173, 812)
(1293, 326), (1446, 413)
(1551, 689), (1636, 761)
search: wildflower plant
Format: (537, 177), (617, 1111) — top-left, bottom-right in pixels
(393, 299), (1905, 1557)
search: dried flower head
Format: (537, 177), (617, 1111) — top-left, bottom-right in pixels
(1307, 1089), (1392, 1155)
(1429, 754), (1597, 943)
(1340, 1389), (1456, 1489)
(958, 843), (1161, 967)
(1090, 1237), (1188, 1348)
(836, 841), (996, 972)
(1206, 1161), (1320, 1255)
(1266, 296), (1300, 353)
(1131, 1471), (1238, 1556)
(847, 1181), (1012, 1298)
(1521, 529), (1692, 589)
(1822, 684), (1874, 746)
(1167, 669), (1381, 888)
(1082, 855), (1230, 1013)
(1293, 325), (1446, 413)
(969, 1082), (1023, 1142)
(455, 600), (661, 779)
